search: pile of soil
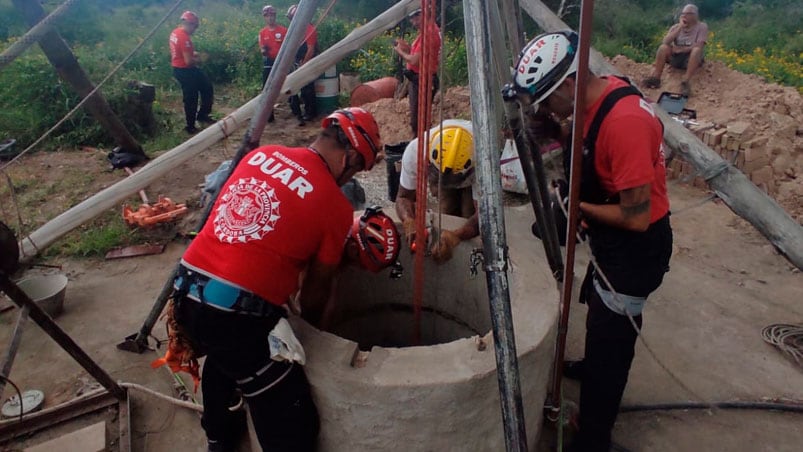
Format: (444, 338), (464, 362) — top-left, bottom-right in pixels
(363, 57), (803, 222)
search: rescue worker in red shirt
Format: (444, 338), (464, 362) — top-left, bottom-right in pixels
(171, 107), (382, 451)
(393, 8), (441, 138)
(169, 11), (214, 134)
(513, 31), (673, 452)
(286, 4), (318, 126)
(258, 5), (287, 88)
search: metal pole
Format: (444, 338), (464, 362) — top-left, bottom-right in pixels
(549, 0), (595, 417)
(117, 0), (321, 353)
(464, 0), (528, 450)
(0, 275), (126, 400)
(247, 0), (320, 148)
(497, 0), (525, 59)
(500, 92), (565, 282)
(0, 305), (29, 401)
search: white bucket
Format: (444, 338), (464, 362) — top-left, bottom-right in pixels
(315, 67), (339, 114)
(16, 274), (68, 317)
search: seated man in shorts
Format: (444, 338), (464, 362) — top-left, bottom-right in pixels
(643, 4), (708, 96)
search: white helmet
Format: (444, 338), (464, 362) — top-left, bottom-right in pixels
(513, 31), (579, 105)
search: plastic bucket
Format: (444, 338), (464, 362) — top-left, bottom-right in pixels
(16, 274), (68, 317)
(349, 77), (398, 107)
(384, 141), (409, 201)
(315, 66), (339, 114)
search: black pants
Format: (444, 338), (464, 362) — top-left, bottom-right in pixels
(289, 80), (316, 119)
(407, 73), (439, 137)
(175, 298), (319, 451)
(573, 290), (642, 452)
(173, 67), (213, 128)
(262, 58), (275, 87)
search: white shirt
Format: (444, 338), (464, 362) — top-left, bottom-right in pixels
(399, 119), (474, 191)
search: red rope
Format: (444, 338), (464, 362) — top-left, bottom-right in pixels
(412, 0), (438, 345)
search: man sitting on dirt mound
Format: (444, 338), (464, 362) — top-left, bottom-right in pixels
(395, 119), (479, 263)
(642, 4), (708, 96)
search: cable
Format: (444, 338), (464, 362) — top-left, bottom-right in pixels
(0, 0), (186, 172)
(620, 399), (803, 414)
(762, 324), (803, 367)
(0, 374), (24, 422)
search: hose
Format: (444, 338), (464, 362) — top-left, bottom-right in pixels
(620, 400), (803, 414)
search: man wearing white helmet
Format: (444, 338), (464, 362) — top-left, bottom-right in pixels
(514, 31), (673, 451)
(395, 119), (479, 263)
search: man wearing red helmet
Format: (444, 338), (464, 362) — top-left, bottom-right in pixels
(393, 8), (442, 138)
(286, 4), (318, 126)
(168, 107), (382, 451)
(258, 5), (287, 89)
(169, 11), (214, 134)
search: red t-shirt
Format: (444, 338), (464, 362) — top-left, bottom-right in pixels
(303, 24), (318, 52)
(583, 77), (669, 223)
(407, 23), (441, 74)
(259, 25), (287, 60)
(182, 146), (353, 306)
(169, 27), (194, 68)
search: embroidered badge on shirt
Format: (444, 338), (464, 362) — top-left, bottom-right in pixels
(214, 177), (281, 243)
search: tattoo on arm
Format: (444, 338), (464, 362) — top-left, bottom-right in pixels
(621, 200), (651, 219)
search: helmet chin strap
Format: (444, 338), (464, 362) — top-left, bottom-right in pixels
(334, 150), (356, 186)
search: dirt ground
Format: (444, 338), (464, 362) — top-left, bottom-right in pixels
(1, 55), (802, 451)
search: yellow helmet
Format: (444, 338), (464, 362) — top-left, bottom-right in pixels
(428, 124), (474, 180)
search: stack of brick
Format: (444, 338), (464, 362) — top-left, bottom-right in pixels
(666, 121), (776, 195)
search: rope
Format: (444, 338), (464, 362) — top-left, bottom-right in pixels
(0, 0), (186, 172)
(119, 381), (204, 412)
(552, 185), (715, 409)
(314, 0), (338, 29)
(762, 324), (803, 367)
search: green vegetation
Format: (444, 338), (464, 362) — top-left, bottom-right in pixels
(580, 0), (802, 91)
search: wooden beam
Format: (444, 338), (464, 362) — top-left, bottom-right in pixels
(519, 0), (803, 270)
(18, 0), (419, 260)
(11, 0), (141, 154)
(0, 0), (78, 71)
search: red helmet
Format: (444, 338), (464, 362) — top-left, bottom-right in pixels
(287, 4), (298, 18)
(180, 10), (199, 25)
(321, 107), (382, 171)
(350, 207), (401, 273)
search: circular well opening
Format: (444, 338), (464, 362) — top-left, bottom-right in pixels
(326, 248), (491, 348)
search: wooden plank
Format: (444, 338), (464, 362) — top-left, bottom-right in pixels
(24, 421), (105, 452)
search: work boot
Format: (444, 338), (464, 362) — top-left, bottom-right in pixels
(185, 125), (199, 135)
(563, 359), (585, 381)
(198, 115), (215, 125)
(297, 116), (306, 127)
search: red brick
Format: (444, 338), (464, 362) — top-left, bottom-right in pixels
(743, 156), (770, 173)
(709, 129), (727, 146)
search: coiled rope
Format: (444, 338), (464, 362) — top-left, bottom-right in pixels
(762, 323), (803, 367)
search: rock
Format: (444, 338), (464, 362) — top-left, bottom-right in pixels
(768, 112), (798, 139)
